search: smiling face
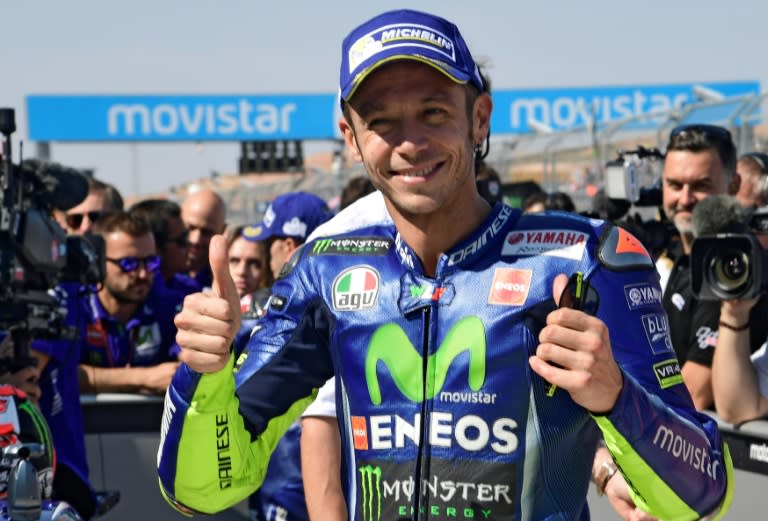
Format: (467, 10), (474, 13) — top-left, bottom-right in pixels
(339, 61), (491, 224)
(662, 149), (734, 241)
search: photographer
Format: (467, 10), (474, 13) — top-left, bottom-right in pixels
(659, 124), (742, 410)
(710, 203), (768, 423)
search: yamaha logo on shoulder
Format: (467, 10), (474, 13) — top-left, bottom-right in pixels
(624, 283), (662, 310)
(332, 266), (380, 311)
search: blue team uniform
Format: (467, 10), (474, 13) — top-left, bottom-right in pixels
(158, 205), (733, 520)
(78, 288), (181, 368)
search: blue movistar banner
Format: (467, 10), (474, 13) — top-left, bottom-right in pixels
(26, 81), (760, 141)
(27, 94), (338, 141)
(489, 81), (761, 134)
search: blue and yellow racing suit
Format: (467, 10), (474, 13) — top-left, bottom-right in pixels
(158, 205), (733, 520)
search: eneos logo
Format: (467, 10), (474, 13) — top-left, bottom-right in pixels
(488, 268), (532, 306)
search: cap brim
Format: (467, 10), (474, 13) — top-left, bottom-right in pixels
(242, 223), (271, 242)
(341, 53), (471, 101)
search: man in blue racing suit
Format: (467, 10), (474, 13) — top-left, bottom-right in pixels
(158, 9), (733, 520)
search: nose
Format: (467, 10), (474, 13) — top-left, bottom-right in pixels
(678, 184), (696, 207)
(79, 215), (96, 233)
(393, 118), (429, 158)
(136, 263), (152, 278)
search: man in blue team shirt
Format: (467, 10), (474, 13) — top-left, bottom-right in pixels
(77, 211), (181, 392)
(33, 211), (182, 519)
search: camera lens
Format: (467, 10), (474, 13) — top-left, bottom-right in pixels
(710, 249), (750, 294)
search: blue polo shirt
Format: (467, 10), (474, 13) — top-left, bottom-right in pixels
(33, 281), (182, 489)
(78, 287), (181, 368)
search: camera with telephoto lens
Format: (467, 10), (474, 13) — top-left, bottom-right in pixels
(0, 108), (107, 519)
(1, 107), (104, 370)
(691, 207), (768, 300)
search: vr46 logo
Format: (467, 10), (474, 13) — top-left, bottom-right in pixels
(366, 316), (485, 404)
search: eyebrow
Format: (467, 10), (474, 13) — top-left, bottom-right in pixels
(355, 91), (455, 119)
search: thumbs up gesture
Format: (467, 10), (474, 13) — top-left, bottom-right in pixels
(174, 235), (242, 373)
(528, 273), (623, 414)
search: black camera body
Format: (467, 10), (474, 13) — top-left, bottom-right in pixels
(691, 233), (768, 300)
(0, 108), (104, 369)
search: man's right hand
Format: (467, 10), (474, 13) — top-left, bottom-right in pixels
(174, 235), (241, 373)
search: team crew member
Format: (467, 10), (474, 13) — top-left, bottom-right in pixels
(158, 9), (732, 520)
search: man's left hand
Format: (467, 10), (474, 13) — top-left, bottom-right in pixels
(529, 273), (623, 414)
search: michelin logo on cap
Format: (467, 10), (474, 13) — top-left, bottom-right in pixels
(348, 24), (457, 72)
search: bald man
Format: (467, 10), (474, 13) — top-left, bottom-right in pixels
(181, 188), (227, 288)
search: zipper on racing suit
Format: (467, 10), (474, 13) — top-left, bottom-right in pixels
(412, 304), (433, 521)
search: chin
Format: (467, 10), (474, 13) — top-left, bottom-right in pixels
(673, 216), (693, 235)
(390, 193), (442, 215)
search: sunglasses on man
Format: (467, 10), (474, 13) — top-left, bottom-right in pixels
(65, 211), (103, 229)
(106, 255), (161, 273)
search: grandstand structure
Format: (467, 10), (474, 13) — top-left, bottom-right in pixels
(173, 91), (768, 224)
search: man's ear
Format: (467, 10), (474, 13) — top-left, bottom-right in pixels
(339, 117), (363, 162)
(284, 237), (300, 253)
(472, 93), (493, 146)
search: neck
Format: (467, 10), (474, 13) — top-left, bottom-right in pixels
(680, 232), (694, 255)
(98, 289), (139, 324)
(388, 195), (492, 276)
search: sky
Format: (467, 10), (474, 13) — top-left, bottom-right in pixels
(3, 0), (767, 198)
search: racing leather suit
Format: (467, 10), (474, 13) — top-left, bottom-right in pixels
(158, 204), (733, 520)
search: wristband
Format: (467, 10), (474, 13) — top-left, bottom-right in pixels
(719, 319), (750, 332)
(595, 460), (619, 496)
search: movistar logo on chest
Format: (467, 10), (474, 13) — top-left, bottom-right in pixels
(366, 316), (486, 404)
(333, 266), (381, 311)
(448, 206), (512, 266)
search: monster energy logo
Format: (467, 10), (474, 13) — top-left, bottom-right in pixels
(359, 465), (383, 521)
(366, 317), (486, 405)
(312, 237), (392, 256)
